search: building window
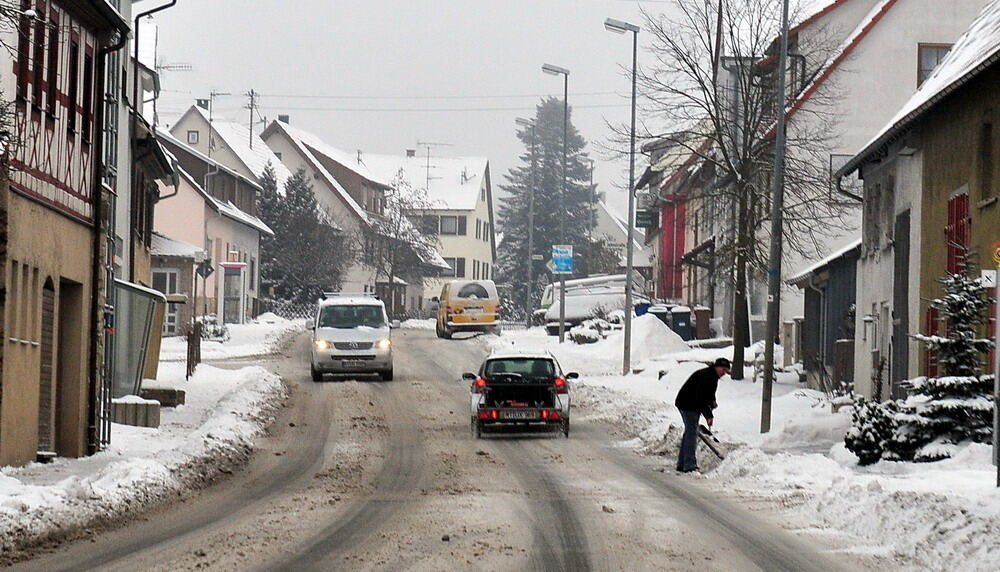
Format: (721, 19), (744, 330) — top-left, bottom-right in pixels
(67, 38), (79, 133)
(187, 130), (200, 144)
(440, 215), (458, 235)
(442, 257), (466, 278)
(31, 2), (46, 110)
(45, 10), (59, 119)
(918, 44), (951, 87)
(473, 259), (479, 280)
(483, 222), (489, 242)
(945, 190), (970, 274)
(16, 1), (30, 101)
(82, 51), (94, 142)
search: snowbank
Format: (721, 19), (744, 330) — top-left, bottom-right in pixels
(159, 317), (305, 361)
(0, 362), (285, 556)
(399, 318), (435, 330)
(486, 326), (1000, 569)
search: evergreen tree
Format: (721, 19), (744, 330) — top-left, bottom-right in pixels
(496, 98), (596, 311)
(258, 165), (349, 303)
(844, 396), (898, 465)
(891, 264), (996, 462)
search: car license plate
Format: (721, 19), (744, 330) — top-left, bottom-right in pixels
(465, 306), (484, 313)
(341, 360), (365, 368)
(501, 410), (537, 420)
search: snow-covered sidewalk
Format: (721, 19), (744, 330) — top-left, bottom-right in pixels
(484, 316), (1000, 570)
(159, 312), (306, 361)
(1, 360), (285, 557)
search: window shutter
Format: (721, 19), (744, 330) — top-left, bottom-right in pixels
(457, 258), (466, 278)
(458, 216), (467, 235)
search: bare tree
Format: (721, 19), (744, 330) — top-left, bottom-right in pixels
(634, 0), (849, 378)
(363, 173), (442, 316)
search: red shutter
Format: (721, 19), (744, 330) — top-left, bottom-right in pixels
(945, 192), (970, 274)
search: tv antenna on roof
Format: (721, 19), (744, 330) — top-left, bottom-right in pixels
(416, 140), (452, 190)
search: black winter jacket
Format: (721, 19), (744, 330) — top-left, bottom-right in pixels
(674, 366), (720, 420)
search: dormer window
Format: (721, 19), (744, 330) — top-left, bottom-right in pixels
(187, 130), (200, 144)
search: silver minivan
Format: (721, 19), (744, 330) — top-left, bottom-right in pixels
(311, 296), (393, 381)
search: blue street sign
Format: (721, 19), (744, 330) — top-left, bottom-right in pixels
(551, 245), (573, 274)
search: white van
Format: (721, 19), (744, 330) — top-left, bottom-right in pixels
(311, 296), (393, 381)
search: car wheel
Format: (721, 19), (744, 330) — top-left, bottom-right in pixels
(562, 418), (570, 438)
(311, 366), (322, 382)
(435, 321), (443, 338)
(473, 418), (483, 439)
(380, 369), (394, 381)
(442, 326), (453, 340)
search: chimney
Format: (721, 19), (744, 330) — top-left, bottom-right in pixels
(357, 149), (363, 164)
(277, 114), (290, 124)
(406, 148), (416, 158)
(461, 168), (468, 183)
(196, 98), (209, 110)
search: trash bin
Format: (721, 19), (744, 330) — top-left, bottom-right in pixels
(647, 305), (670, 327)
(634, 302), (651, 316)
(670, 305), (694, 341)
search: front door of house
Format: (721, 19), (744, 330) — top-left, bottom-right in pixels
(152, 269), (180, 335)
(223, 267), (243, 324)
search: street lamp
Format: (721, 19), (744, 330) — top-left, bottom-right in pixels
(515, 117), (537, 328)
(541, 63), (570, 343)
(605, 17), (640, 375)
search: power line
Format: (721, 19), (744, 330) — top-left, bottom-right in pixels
(258, 90), (623, 101)
(255, 103), (629, 112)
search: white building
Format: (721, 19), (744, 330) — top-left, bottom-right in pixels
(363, 152), (496, 307)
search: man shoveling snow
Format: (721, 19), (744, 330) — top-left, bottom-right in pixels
(674, 358), (730, 472)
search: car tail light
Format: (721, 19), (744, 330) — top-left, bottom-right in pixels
(446, 306), (453, 313)
(553, 377), (568, 394)
(473, 378), (487, 393)
(540, 410), (562, 420)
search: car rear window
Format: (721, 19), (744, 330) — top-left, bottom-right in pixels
(318, 305), (384, 328)
(485, 358), (556, 379)
(457, 283), (490, 299)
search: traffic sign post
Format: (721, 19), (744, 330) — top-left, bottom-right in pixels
(551, 245), (573, 343)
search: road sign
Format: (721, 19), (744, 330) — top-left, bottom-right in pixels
(635, 209), (655, 229)
(993, 241), (1000, 265)
(983, 269), (998, 289)
(546, 260), (556, 272)
(196, 260), (215, 279)
(532, 254), (544, 261)
(551, 245), (573, 274)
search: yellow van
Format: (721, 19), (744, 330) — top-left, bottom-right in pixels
(435, 280), (501, 339)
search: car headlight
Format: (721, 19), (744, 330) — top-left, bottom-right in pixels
(375, 338), (391, 350)
(314, 339), (332, 351)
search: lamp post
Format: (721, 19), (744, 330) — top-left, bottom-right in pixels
(515, 117), (537, 328)
(542, 63), (570, 343)
(605, 17), (640, 375)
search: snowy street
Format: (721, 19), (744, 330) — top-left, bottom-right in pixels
(4, 324), (893, 571)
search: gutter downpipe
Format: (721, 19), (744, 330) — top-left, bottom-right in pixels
(89, 24), (129, 454)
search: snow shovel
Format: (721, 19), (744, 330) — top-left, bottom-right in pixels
(698, 424), (726, 460)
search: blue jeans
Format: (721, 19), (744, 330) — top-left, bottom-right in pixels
(677, 409), (701, 471)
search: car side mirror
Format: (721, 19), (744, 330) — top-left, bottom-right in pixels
(462, 372), (477, 381)
(310, 324), (316, 331)
(431, 297), (439, 303)
(391, 319), (401, 329)
(565, 372), (580, 380)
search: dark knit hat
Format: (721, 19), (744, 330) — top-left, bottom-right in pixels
(713, 357), (732, 369)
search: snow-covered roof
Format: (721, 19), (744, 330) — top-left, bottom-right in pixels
(151, 232), (202, 258)
(841, 0), (1000, 175)
(263, 120), (371, 225)
(155, 127), (263, 191)
(362, 153), (489, 211)
(178, 106), (294, 189)
(276, 122), (388, 187)
(173, 165), (274, 236)
(787, 238), (861, 285)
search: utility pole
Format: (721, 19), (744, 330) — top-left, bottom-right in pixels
(761, 0), (791, 433)
(246, 89), (258, 149)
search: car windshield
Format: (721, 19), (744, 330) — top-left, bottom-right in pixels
(457, 283), (490, 299)
(318, 305), (385, 328)
(484, 358), (556, 379)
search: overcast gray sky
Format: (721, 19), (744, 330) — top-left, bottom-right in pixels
(147, 1), (682, 214)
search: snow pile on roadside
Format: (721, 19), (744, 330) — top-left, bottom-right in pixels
(0, 362), (285, 556)
(159, 316), (305, 361)
(715, 444), (1000, 569)
(399, 318), (435, 330)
